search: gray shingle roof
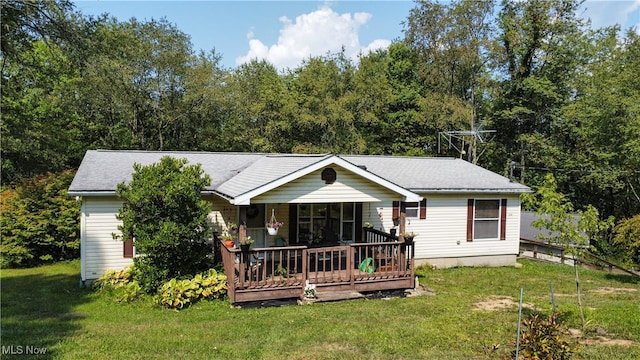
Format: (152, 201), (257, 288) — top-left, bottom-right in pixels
(68, 150), (530, 197)
(340, 155), (530, 193)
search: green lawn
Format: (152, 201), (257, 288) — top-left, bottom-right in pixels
(1, 260), (638, 359)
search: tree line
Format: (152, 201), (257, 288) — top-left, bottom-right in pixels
(2, 0), (639, 266)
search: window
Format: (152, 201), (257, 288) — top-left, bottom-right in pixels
(404, 202), (419, 219)
(297, 203), (355, 244)
(392, 199), (427, 221)
(467, 199), (507, 241)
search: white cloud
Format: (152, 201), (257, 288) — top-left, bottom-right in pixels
(235, 5), (389, 70)
(364, 39), (392, 53)
(579, 0), (640, 31)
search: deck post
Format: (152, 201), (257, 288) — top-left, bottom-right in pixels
(349, 245), (355, 289)
(399, 202), (406, 241)
(301, 248), (308, 289)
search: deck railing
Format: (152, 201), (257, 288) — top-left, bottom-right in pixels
(220, 238), (415, 303)
(363, 227), (398, 243)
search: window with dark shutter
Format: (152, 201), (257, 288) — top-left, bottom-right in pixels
(420, 198), (427, 219)
(392, 201), (400, 220)
(466, 199), (474, 242)
(500, 199), (507, 240)
(467, 199), (506, 241)
(123, 239), (134, 258)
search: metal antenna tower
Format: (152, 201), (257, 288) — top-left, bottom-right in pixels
(438, 122), (496, 164)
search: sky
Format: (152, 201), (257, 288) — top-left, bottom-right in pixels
(73, 0), (640, 70)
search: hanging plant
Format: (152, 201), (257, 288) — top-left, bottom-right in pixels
(266, 209), (284, 235)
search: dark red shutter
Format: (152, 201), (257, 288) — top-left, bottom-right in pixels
(392, 201), (400, 220)
(466, 199), (474, 242)
(500, 199), (507, 240)
(123, 239), (134, 258)
(419, 198), (427, 219)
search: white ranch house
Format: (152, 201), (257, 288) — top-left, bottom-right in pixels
(69, 150), (530, 301)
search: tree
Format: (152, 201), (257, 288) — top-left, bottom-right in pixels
(178, 50), (230, 151)
(1, 0), (89, 182)
(345, 49), (393, 154)
(524, 173), (614, 328)
(404, 0), (495, 101)
(557, 28), (640, 219)
(1, 0), (78, 70)
(114, 157), (212, 293)
(288, 51), (363, 154)
(0, 170), (80, 267)
(75, 18), (196, 151)
(490, 0), (587, 176)
(220, 59), (295, 152)
(403, 0), (496, 159)
(612, 215), (640, 267)
(383, 42), (427, 155)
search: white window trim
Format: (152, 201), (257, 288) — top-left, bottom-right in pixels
(473, 199), (501, 241)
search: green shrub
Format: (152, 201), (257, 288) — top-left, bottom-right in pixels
(414, 264), (434, 278)
(612, 215), (640, 266)
(92, 267), (134, 290)
(156, 269), (227, 310)
(93, 267), (143, 303)
(1, 170), (80, 267)
(514, 313), (576, 360)
(114, 156), (212, 293)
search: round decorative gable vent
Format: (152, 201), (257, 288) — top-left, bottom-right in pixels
(321, 168), (337, 184)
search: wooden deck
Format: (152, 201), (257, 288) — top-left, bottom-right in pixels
(220, 238), (415, 303)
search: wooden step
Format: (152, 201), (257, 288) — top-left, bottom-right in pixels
(305, 290), (364, 303)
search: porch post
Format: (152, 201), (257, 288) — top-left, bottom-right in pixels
(239, 206), (247, 243)
(399, 202), (407, 266)
(398, 201), (406, 241)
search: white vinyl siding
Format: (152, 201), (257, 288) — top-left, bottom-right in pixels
(81, 197), (131, 281)
(363, 194), (521, 261)
(253, 167), (398, 204)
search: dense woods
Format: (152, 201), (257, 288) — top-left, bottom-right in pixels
(2, 0), (639, 266)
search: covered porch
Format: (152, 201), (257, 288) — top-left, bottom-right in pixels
(219, 227), (415, 303)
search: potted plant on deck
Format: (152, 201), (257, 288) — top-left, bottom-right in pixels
(401, 232), (417, 244)
(266, 221), (284, 235)
(221, 234), (235, 249)
(239, 236), (254, 252)
(266, 209), (284, 235)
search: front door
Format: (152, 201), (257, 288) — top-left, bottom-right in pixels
(245, 204), (266, 247)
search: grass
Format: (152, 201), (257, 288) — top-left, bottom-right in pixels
(1, 259), (638, 359)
